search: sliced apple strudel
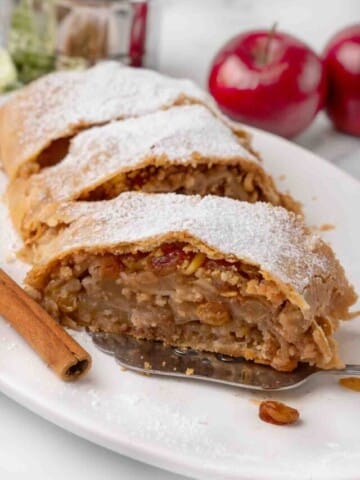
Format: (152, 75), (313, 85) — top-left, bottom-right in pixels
(0, 61), (251, 179)
(25, 192), (357, 372)
(8, 105), (299, 241)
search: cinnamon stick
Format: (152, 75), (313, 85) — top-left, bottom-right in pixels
(0, 268), (91, 381)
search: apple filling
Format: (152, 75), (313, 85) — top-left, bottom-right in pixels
(32, 243), (335, 372)
(79, 163), (282, 206)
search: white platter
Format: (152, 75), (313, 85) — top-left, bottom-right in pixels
(0, 127), (359, 480)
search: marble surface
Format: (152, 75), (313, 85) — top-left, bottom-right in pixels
(0, 1), (359, 479)
(296, 113), (360, 181)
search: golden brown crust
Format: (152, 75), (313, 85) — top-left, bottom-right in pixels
(0, 62), (253, 179)
(7, 105), (300, 240)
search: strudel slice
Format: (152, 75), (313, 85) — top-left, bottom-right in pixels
(0, 61), (250, 179)
(8, 105), (299, 241)
(25, 193), (357, 372)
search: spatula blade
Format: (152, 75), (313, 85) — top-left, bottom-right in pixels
(91, 333), (318, 391)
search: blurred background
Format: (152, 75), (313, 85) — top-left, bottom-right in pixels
(154, 0), (360, 85)
(1, 0), (359, 84)
(0, 0), (359, 176)
(155, 0), (360, 176)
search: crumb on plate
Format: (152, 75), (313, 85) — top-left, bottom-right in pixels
(319, 223), (335, 232)
(339, 377), (360, 392)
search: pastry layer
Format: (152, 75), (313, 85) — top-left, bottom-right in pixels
(25, 193), (357, 372)
(0, 61), (251, 179)
(7, 105), (298, 240)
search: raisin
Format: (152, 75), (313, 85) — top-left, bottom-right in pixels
(160, 242), (186, 255)
(204, 258), (230, 270)
(196, 301), (231, 326)
(148, 247), (187, 276)
(98, 256), (123, 280)
(259, 400), (299, 426)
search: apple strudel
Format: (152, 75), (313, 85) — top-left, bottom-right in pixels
(8, 105), (299, 241)
(25, 192), (357, 372)
(0, 61), (251, 179)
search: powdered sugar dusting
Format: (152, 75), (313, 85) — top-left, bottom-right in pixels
(35, 193), (331, 294)
(3, 61), (236, 176)
(26, 104), (257, 202)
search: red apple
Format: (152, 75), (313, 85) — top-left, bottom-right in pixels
(129, 2), (148, 67)
(323, 24), (360, 136)
(208, 30), (327, 138)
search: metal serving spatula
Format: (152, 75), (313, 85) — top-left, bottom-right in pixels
(91, 333), (360, 391)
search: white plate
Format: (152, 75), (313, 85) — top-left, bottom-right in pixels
(0, 127), (359, 480)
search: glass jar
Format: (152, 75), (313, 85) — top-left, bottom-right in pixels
(56, 0), (149, 67)
(2, 0), (150, 85)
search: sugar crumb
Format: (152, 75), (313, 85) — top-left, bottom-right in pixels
(5, 342), (18, 351)
(4, 251), (17, 263)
